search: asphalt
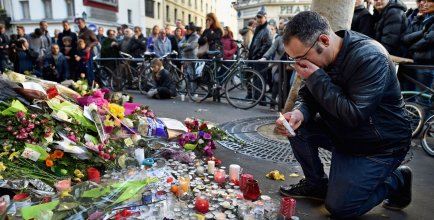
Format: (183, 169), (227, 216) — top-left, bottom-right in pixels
(130, 90), (434, 220)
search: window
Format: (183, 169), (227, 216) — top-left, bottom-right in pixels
(20, 0), (30, 19)
(174, 9), (177, 21)
(188, 14), (191, 23)
(195, 0), (197, 9)
(166, 5), (170, 22)
(157, 2), (160, 19)
(206, 3), (208, 12)
(182, 11), (184, 22)
(194, 16), (197, 24)
(65, 0), (75, 17)
(128, 9), (132, 23)
(42, 0), (52, 19)
(145, 0), (154, 18)
(201, 0), (203, 11)
(188, 0), (191, 6)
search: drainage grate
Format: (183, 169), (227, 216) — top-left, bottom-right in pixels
(218, 116), (332, 166)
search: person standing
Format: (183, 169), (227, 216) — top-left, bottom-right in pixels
(101, 29), (119, 71)
(373, 0), (409, 56)
(198, 12), (224, 59)
(57, 20), (78, 51)
(129, 26), (148, 58)
(352, 0), (375, 37)
(239, 19), (255, 51)
(147, 25), (160, 52)
(154, 30), (172, 57)
(178, 23), (199, 78)
(43, 44), (70, 82)
(276, 11), (412, 218)
(77, 18), (99, 86)
(247, 10), (272, 105)
(39, 20), (51, 52)
(97, 27), (106, 43)
(16, 26), (31, 43)
(0, 24), (10, 72)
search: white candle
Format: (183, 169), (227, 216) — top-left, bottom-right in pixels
(229, 164), (241, 182)
(207, 161), (215, 174)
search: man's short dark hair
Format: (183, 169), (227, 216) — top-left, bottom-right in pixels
(39, 20), (47, 25)
(62, 19), (69, 24)
(282, 11), (331, 46)
(121, 24), (128, 29)
(248, 19), (255, 27)
(76, 17), (86, 23)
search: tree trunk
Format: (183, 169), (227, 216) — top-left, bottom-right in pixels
(282, 0), (355, 113)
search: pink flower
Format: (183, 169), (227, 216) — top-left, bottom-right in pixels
(68, 134), (77, 142)
(27, 123), (35, 129)
(203, 133), (212, 140)
(6, 126), (12, 131)
(21, 119), (27, 125)
(31, 114), (37, 119)
(203, 145), (213, 156)
(35, 121), (40, 125)
(16, 111), (25, 118)
(148, 111), (155, 118)
(7, 121), (12, 124)
(20, 128), (26, 133)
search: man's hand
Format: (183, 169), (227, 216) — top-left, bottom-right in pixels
(258, 57), (266, 61)
(293, 59), (319, 79)
(275, 110), (304, 137)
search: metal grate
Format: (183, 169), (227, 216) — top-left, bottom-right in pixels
(218, 116), (332, 166)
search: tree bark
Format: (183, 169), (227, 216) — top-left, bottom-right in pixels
(282, 0), (355, 113)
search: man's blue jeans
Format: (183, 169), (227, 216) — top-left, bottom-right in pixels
(289, 117), (407, 218)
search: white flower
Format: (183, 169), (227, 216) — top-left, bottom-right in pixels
(88, 103), (98, 112)
(45, 132), (54, 143)
(198, 139), (204, 144)
(123, 118), (134, 128)
(52, 111), (72, 122)
(76, 80), (83, 85)
(122, 95), (130, 103)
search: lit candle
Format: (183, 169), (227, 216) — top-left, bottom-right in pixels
(179, 176), (190, 196)
(214, 169), (226, 184)
(207, 160), (215, 174)
(229, 164), (241, 183)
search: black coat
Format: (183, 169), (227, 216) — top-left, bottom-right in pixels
(402, 16), (434, 64)
(373, 0), (408, 56)
(351, 5), (374, 38)
(294, 30), (411, 155)
(57, 29), (78, 50)
(155, 68), (176, 97)
(248, 21), (272, 60)
(198, 27), (223, 58)
(129, 34), (148, 58)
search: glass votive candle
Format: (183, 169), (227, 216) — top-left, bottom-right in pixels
(214, 169), (226, 184)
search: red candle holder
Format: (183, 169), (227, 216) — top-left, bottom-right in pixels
(214, 169), (226, 184)
(240, 173), (253, 192)
(195, 196), (209, 214)
(280, 197), (296, 219)
(87, 167), (101, 183)
(243, 179), (261, 201)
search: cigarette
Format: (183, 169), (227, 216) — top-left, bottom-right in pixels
(279, 113), (296, 136)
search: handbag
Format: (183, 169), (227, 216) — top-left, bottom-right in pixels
(197, 42), (209, 57)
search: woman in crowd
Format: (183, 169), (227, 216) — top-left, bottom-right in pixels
(147, 25), (160, 52)
(147, 58), (177, 99)
(221, 26), (237, 60)
(178, 23), (199, 77)
(198, 12), (223, 59)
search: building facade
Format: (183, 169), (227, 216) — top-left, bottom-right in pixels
(0, 0), (217, 37)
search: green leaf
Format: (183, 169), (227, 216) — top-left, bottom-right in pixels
(20, 200), (59, 220)
(184, 143), (197, 150)
(25, 143), (49, 161)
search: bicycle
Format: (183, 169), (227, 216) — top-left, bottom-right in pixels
(187, 42), (266, 109)
(109, 52), (155, 94)
(161, 51), (188, 95)
(93, 55), (113, 88)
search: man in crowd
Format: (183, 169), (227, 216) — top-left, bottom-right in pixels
(352, 0), (375, 37)
(154, 30), (172, 57)
(276, 11), (412, 218)
(129, 26), (148, 58)
(0, 24), (10, 72)
(43, 44), (69, 82)
(373, 0), (408, 56)
(57, 20), (78, 51)
(248, 10), (272, 105)
(97, 27), (106, 44)
(39, 20), (51, 52)
(175, 19), (187, 36)
(16, 26), (31, 42)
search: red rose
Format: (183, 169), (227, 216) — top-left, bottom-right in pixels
(47, 86), (59, 99)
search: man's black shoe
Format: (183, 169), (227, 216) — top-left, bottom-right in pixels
(383, 166), (412, 210)
(279, 179), (327, 201)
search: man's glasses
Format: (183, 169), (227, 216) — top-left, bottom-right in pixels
(287, 36), (319, 68)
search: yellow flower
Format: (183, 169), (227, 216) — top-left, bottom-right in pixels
(103, 118), (114, 127)
(74, 169), (82, 175)
(60, 190), (72, 198)
(8, 152), (20, 161)
(108, 103), (125, 120)
(0, 162), (6, 171)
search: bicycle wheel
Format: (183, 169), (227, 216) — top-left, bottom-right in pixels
(138, 68), (151, 95)
(95, 66), (112, 88)
(405, 102), (425, 138)
(421, 115), (434, 157)
(225, 68), (265, 109)
(110, 63), (127, 92)
(187, 68), (212, 102)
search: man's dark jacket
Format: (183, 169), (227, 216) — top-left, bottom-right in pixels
(351, 5), (374, 38)
(129, 34), (148, 58)
(57, 29), (78, 50)
(248, 21), (272, 60)
(373, 0), (408, 56)
(402, 15), (434, 64)
(294, 30), (411, 155)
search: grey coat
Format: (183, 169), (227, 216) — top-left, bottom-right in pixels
(262, 35), (285, 74)
(178, 33), (199, 59)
